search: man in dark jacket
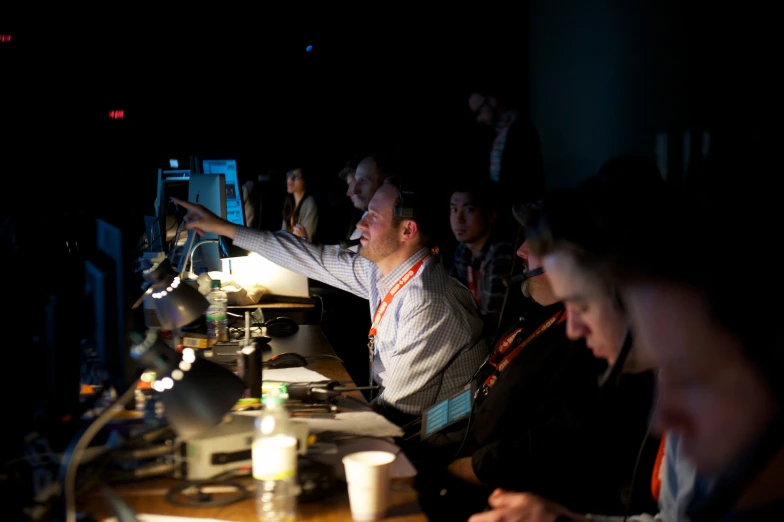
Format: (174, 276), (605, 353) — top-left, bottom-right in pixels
(409, 203), (656, 521)
(468, 87), (545, 208)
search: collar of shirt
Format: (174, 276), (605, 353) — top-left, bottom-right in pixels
(375, 247), (432, 296)
(495, 109), (518, 134)
(457, 237), (494, 268)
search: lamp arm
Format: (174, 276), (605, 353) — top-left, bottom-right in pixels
(60, 377), (141, 522)
(183, 238), (220, 279)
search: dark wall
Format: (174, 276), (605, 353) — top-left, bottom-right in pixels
(2, 11), (531, 228)
(529, 0), (780, 189)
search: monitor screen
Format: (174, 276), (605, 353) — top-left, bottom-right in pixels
(202, 159), (245, 227)
(154, 169), (190, 253)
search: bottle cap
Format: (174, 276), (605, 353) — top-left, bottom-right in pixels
(211, 279), (221, 289)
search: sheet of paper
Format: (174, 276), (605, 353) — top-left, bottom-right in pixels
(263, 367), (329, 382)
(302, 410), (405, 438)
(308, 437), (418, 480)
(234, 409), (403, 438)
(103, 513), (233, 522)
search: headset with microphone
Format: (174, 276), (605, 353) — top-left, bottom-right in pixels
(502, 267), (544, 287)
(339, 237), (362, 249)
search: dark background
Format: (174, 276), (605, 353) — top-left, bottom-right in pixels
(2, 3), (779, 224)
(0, 4), (779, 518)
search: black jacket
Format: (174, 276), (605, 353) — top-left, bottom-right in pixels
(412, 302), (658, 521)
(497, 119), (545, 205)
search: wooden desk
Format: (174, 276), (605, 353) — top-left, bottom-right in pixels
(229, 297), (319, 324)
(79, 326), (428, 521)
(82, 477), (426, 521)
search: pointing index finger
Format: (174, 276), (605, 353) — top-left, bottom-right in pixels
(170, 197), (196, 210)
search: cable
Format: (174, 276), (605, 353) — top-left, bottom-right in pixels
(450, 391), (481, 460)
(491, 224), (526, 346)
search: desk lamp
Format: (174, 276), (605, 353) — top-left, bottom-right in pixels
(60, 263), (247, 522)
(143, 258), (209, 331)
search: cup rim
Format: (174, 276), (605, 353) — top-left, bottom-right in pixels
(342, 450), (397, 466)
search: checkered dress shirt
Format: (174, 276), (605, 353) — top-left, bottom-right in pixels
(489, 109), (519, 183)
(233, 228), (490, 416)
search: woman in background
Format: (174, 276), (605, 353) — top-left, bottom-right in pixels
(281, 166), (318, 241)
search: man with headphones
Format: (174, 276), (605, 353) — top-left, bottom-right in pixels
(172, 175), (488, 428)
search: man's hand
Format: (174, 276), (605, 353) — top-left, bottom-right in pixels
(292, 224), (307, 239)
(467, 489), (588, 522)
(171, 197), (238, 240)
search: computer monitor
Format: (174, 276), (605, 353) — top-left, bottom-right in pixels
(187, 173), (227, 273)
(84, 218), (143, 395)
(202, 159), (245, 227)
(153, 168), (191, 252)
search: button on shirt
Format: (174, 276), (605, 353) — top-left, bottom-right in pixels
(233, 228), (489, 417)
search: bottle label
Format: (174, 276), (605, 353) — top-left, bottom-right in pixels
(206, 305), (227, 322)
(252, 435), (297, 480)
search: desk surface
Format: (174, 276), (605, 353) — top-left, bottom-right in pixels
(79, 326), (427, 521)
(83, 477), (426, 521)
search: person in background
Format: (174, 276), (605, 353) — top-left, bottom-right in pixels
(343, 152), (397, 247)
(337, 160), (361, 250)
(281, 166), (318, 242)
(449, 178), (518, 340)
(467, 80), (545, 210)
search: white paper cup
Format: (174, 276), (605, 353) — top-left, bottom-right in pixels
(342, 451), (397, 521)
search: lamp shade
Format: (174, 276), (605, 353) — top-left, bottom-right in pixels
(143, 258), (209, 330)
(130, 330), (247, 440)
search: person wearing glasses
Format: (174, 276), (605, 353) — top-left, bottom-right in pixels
(467, 81), (545, 209)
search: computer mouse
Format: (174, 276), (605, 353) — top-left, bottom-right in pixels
(264, 316), (299, 337)
(265, 352), (308, 369)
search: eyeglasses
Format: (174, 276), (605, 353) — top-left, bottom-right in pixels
(286, 171), (303, 181)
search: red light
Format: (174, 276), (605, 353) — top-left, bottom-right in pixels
(0, 35), (11, 43)
(109, 110), (124, 120)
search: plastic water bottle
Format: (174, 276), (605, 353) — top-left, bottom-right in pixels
(253, 389), (298, 521)
(206, 279), (228, 346)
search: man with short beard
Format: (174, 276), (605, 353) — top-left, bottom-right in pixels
(172, 177), (488, 426)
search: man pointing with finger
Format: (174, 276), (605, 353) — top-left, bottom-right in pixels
(172, 176), (488, 427)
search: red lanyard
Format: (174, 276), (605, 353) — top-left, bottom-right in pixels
(466, 262), (483, 306)
(368, 247), (439, 347)
(482, 309), (566, 394)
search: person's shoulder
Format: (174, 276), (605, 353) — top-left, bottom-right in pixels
(485, 239), (516, 256)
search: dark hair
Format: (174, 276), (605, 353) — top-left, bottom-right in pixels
(449, 177), (500, 214)
(467, 71), (521, 110)
(337, 164), (355, 181)
(527, 156), (665, 272)
(281, 166), (310, 227)
(383, 175), (438, 248)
